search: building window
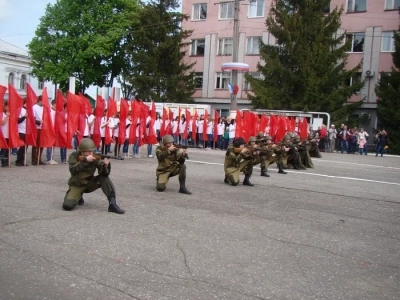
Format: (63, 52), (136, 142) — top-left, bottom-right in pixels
(216, 72), (231, 89)
(347, 0), (367, 12)
(8, 72), (15, 86)
(192, 3), (207, 20)
(382, 31), (396, 52)
(248, 0), (264, 18)
(38, 81), (45, 90)
(346, 33), (365, 52)
(385, 0), (400, 10)
(195, 72), (203, 88)
(323, 1), (331, 13)
(244, 72), (261, 91)
(246, 37), (261, 55)
(219, 2), (233, 19)
(218, 38), (233, 55)
(346, 72), (362, 93)
(20, 74), (27, 90)
(191, 39), (205, 56)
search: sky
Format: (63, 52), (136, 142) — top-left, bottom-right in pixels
(0, 0), (57, 51)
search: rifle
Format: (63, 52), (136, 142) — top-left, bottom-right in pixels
(78, 154), (111, 162)
(161, 144), (189, 159)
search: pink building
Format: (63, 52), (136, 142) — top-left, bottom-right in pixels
(182, 0), (399, 126)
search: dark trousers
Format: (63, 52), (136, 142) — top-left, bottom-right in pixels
(16, 133), (26, 164)
(32, 129), (44, 164)
(0, 138), (9, 167)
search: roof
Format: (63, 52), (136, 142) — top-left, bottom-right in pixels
(0, 39), (29, 57)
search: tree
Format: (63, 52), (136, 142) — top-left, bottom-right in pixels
(375, 30), (400, 154)
(123, 0), (196, 102)
(245, 0), (364, 120)
(28, 0), (141, 93)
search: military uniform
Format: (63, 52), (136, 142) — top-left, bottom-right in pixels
(62, 138), (124, 214)
(155, 135), (191, 194)
(256, 132), (287, 175)
(224, 137), (254, 186)
(281, 135), (306, 170)
(293, 137), (314, 168)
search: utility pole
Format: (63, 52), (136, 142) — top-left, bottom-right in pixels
(230, 0), (240, 116)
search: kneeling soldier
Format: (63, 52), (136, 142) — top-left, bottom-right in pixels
(224, 137), (254, 186)
(62, 138), (125, 214)
(155, 134), (191, 194)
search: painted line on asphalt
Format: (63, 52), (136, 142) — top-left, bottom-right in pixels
(314, 158), (400, 170)
(186, 159), (400, 186)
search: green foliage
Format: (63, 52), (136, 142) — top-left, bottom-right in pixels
(246, 0), (364, 116)
(123, 0), (196, 103)
(28, 0), (141, 93)
(375, 31), (400, 154)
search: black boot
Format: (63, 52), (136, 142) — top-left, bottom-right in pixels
(278, 164), (287, 174)
(77, 197), (84, 205)
(1, 158), (8, 167)
(243, 175), (254, 186)
(108, 197), (125, 214)
(179, 181), (192, 195)
(260, 167), (270, 177)
(224, 175), (229, 184)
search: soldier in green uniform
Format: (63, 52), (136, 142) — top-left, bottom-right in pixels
(224, 137), (254, 186)
(292, 136), (314, 168)
(62, 138), (125, 214)
(155, 135), (191, 194)
(256, 132), (288, 175)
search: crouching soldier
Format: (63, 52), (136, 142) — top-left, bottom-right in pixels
(62, 138), (125, 214)
(224, 137), (254, 186)
(155, 134), (191, 194)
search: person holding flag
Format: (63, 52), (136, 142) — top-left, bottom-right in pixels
(32, 96), (46, 165)
(0, 101), (10, 167)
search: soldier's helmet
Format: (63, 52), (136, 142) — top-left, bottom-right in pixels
(256, 131), (264, 139)
(265, 135), (272, 140)
(78, 138), (96, 152)
(282, 134), (291, 141)
(248, 136), (257, 143)
(162, 134), (174, 144)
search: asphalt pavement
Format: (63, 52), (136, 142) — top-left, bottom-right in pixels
(0, 148), (399, 300)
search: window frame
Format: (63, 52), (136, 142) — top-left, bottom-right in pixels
(192, 3), (207, 21)
(218, 38), (233, 56)
(38, 81), (45, 90)
(381, 31), (396, 52)
(195, 72), (203, 89)
(20, 74), (27, 90)
(246, 36), (261, 55)
(248, 0), (265, 18)
(346, 32), (365, 53)
(244, 72), (261, 91)
(347, 0), (367, 13)
(219, 2), (234, 20)
(8, 72), (15, 86)
(346, 72), (362, 93)
(216, 72), (231, 89)
(191, 39), (205, 56)
(385, 0), (400, 10)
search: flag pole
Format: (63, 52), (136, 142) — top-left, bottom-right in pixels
(8, 148), (10, 168)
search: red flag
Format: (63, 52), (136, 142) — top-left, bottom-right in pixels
(92, 95), (105, 147)
(138, 102), (149, 146)
(160, 107), (168, 137)
(128, 100), (142, 144)
(107, 98), (117, 118)
(54, 90), (68, 148)
(0, 85), (8, 148)
(67, 92), (81, 149)
(275, 116), (287, 142)
(39, 88), (56, 148)
(214, 109), (219, 142)
(235, 110), (243, 138)
(146, 101), (157, 145)
(76, 94), (87, 144)
(243, 111), (251, 142)
(183, 109), (190, 139)
(259, 114), (268, 134)
(175, 107), (181, 136)
(299, 117), (309, 139)
(269, 115), (278, 141)
(191, 110), (198, 140)
(118, 99), (129, 144)
(7, 84), (24, 148)
(203, 109), (209, 141)
(25, 83), (38, 147)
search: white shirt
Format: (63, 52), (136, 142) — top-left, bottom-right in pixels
(1, 112), (9, 139)
(125, 119), (132, 139)
(113, 117), (120, 137)
(33, 104), (43, 129)
(188, 120), (193, 132)
(85, 114), (95, 136)
(198, 120), (204, 134)
(172, 120), (178, 135)
(206, 121), (213, 134)
(155, 118), (161, 131)
(18, 107), (27, 134)
(100, 116), (108, 137)
(217, 123), (224, 135)
(179, 121), (186, 134)
(50, 108), (56, 126)
(229, 124), (236, 139)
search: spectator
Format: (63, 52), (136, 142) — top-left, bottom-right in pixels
(328, 124), (337, 153)
(375, 130), (388, 157)
(339, 125), (350, 154)
(357, 128), (369, 155)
